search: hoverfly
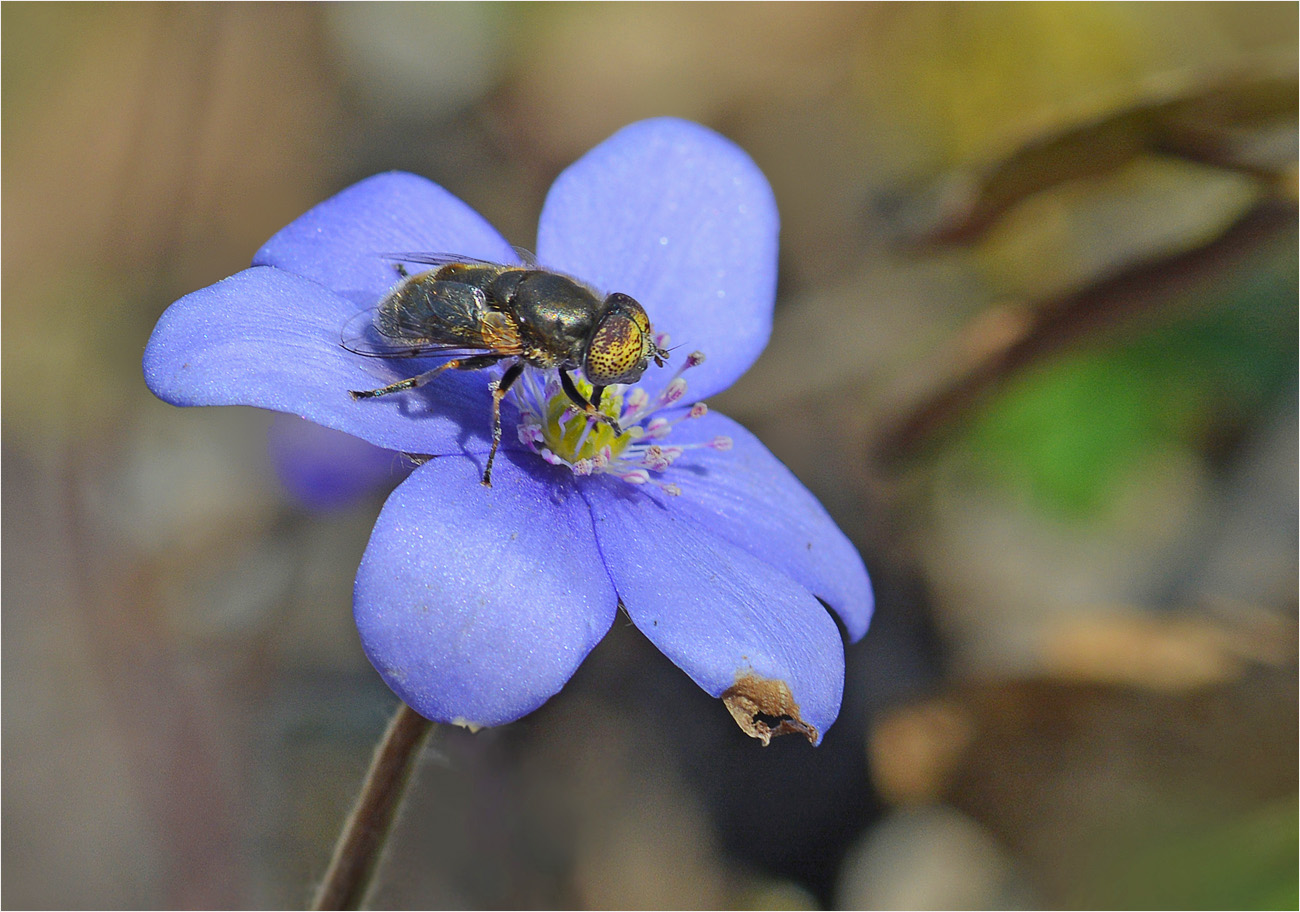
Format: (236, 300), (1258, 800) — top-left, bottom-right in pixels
(345, 255), (669, 486)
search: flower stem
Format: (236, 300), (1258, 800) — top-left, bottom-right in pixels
(313, 702), (435, 910)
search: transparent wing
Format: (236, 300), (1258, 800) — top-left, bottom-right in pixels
(381, 252), (499, 270)
(341, 279), (522, 359)
(381, 248), (536, 269)
(510, 245), (538, 266)
(341, 308), (472, 358)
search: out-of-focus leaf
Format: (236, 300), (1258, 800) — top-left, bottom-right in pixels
(895, 67), (1297, 247)
(871, 197), (1297, 466)
(1082, 797), (1299, 910)
(961, 242), (1296, 517)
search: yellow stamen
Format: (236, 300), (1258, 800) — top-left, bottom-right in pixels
(541, 378), (640, 464)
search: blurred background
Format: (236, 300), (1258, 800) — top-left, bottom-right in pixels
(3, 3), (1296, 908)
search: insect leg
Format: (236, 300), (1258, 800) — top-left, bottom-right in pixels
(349, 355), (504, 399)
(559, 371), (623, 436)
(482, 361), (525, 487)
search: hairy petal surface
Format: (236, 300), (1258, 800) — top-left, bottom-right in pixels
(584, 481), (845, 744)
(354, 454), (617, 727)
(644, 412), (873, 641)
(143, 267), (495, 456)
(254, 171), (518, 306)
(537, 118), (779, 400)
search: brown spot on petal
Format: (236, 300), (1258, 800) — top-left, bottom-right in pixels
(722, 672), (818, 746)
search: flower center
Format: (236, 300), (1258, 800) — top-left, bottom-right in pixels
(511, 344), (730, 495)
(537, 379), (638, 465)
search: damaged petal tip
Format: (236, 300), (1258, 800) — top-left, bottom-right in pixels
(722, 672), (819, 746)
(450, 717), (484, 733)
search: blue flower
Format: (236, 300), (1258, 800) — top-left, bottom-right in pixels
(144, 118), (872, 744)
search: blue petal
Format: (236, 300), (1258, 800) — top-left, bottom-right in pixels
(642, 415), (868, 644)
(268, 414), (411, 510)
(354, 453), (617, 727)
(536, 118), (779, 401)
(583, 480), (845, 744)
(143, 266), (500, 456)
(643, 411), (873, 642)
(253, 172), (518, 305)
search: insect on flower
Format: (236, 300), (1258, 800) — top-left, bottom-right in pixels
(143, 118), (875, 744)
(344, 255), (670, 486)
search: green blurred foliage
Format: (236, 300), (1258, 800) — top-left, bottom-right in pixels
(960, 242), (1296, 519)
(1081, 797), (1299, 910)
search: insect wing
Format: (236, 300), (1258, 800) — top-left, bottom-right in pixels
(509, 245), (538, 266)
(342, 279), (521, 359)
(341, 308), (442, 358)
(382, 252), (507, 270)
(382, 248), (539, 269)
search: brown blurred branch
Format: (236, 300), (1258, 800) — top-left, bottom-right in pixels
(902, 68), (1297, 249)
(870, 196), (1298, 463)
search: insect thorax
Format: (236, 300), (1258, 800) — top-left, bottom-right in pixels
(505, 271), (603, 363)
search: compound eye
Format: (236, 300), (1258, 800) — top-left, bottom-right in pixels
(585, 310), (649, 386)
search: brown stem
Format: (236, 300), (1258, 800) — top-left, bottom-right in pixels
(312, 703), (435, 910)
